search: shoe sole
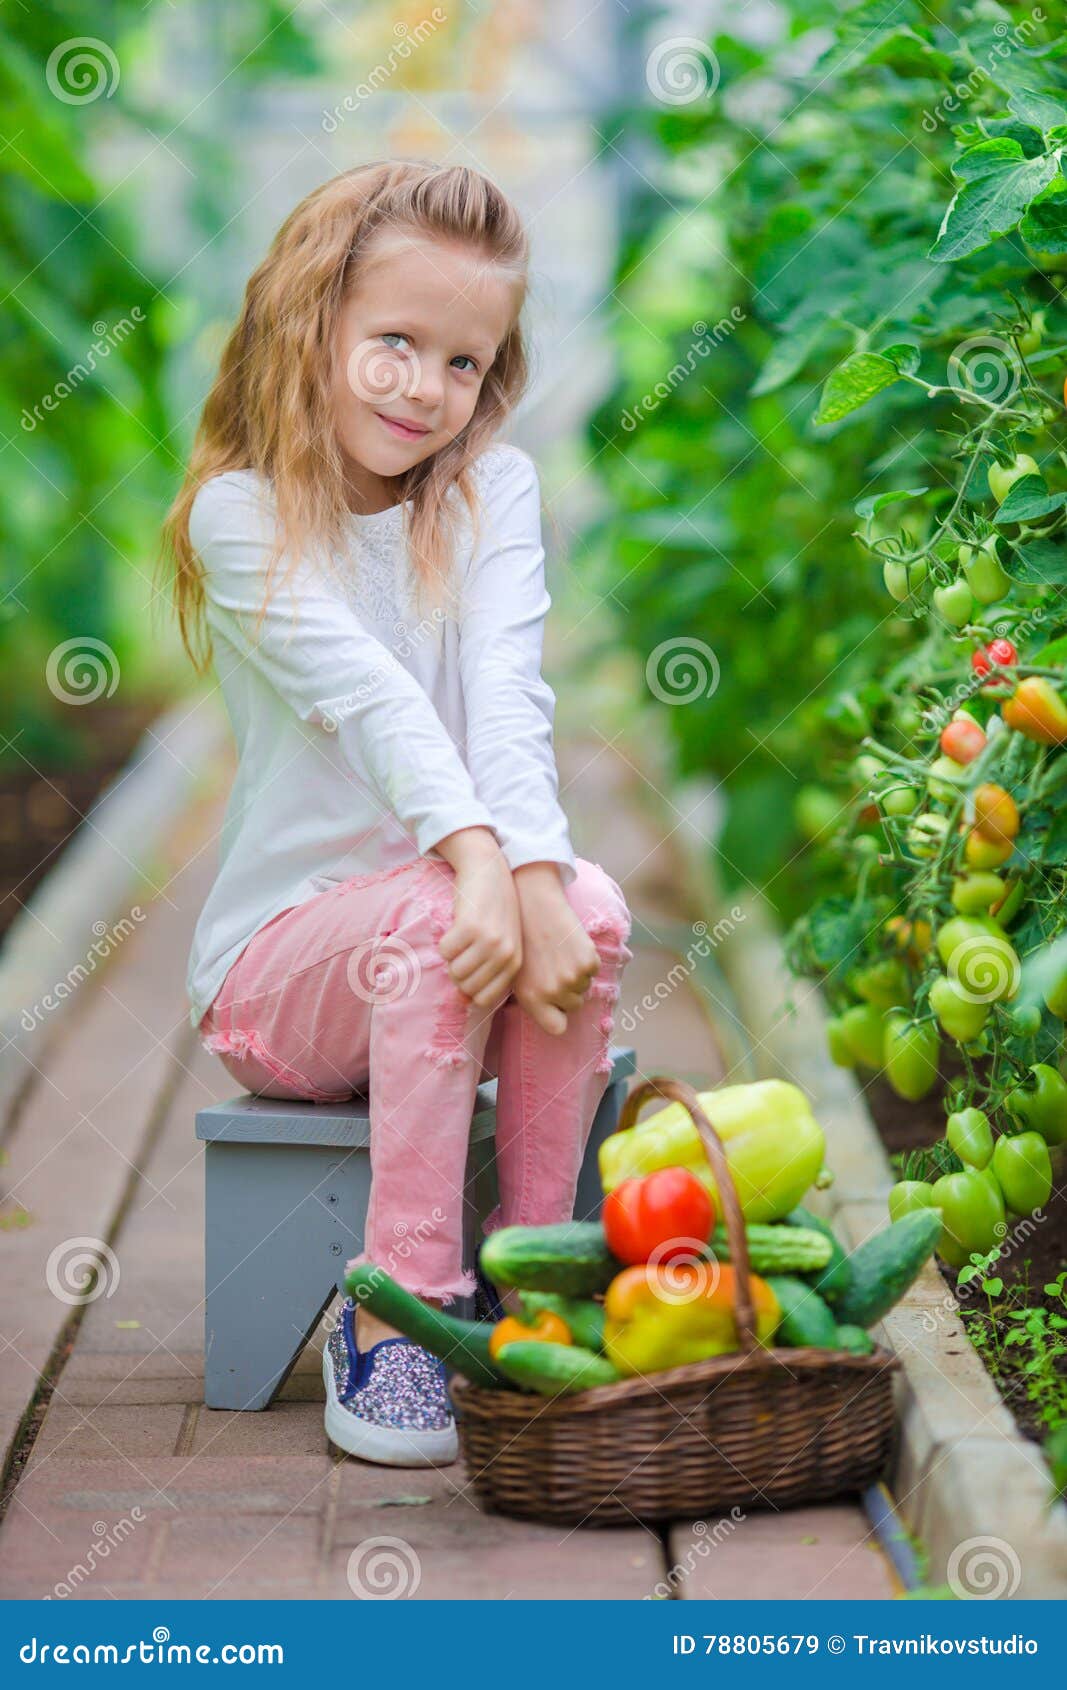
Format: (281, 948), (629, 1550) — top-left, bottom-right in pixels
(322, 1346), (459, 1468)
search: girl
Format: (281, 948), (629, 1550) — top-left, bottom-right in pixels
(163, 160), (633, 1468)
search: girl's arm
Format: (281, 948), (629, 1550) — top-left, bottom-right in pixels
(456, 449), (577, 881)
(190, 470), (497, 862)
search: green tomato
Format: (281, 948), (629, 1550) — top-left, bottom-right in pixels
(1005, 1063), (1067, 1146)
(850, 957), (911, 1011)
(932, 1167), (1006, 1266)
(951, 873), (1006, 916)
(795, 784), (841, 845)
(933, 579), (974, 628)
(927, 753), (966, 802)
(1008, 1004), (1042, 1038)
(840, 1002), (887, 1070)
(893, 699), (923, 740)
(936, 915), (1019, 1004)
(882, 782), (920, 817)
(929, 974), (990, 1042)
(826, 1015), (857, 1069)
(883, 1013), (940, 1102)
(991, 1132), (1052, 1216)
(907, 811), (950, 859)
(959, 537), (1013, 606)
(853, 753), (885, 786)
(987, 453), (1040, 505)
(1043, 965), (1067, 1021)
(883, 558), (929, 602)
(946, 1106), (994, 1169)
(825, 691), (870, 740)
(1018, 310), (1046, 356)
(888, 1180), (937, 1224)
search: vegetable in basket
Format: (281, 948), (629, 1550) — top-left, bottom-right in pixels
(602, 1165), (714, 1265)
(488, 1308), (572, 1360)
(493, 1341), (619, 1396)
(598, 1078), (825, 1222)
(480, 1221), (619, 1296)
(602, 1260), (780, 1377)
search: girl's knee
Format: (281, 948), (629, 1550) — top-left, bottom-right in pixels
(569, 859), (632, 950)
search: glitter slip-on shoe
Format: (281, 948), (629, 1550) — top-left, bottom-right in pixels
(323, 1297), (459, 1467)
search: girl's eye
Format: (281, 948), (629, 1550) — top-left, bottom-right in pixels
(451, 355), (478, 373)
(380, 333), (412, 353)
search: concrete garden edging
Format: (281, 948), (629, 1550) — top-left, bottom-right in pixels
(717, 889), (1067, 1600)
(0, 697), (230, 1124)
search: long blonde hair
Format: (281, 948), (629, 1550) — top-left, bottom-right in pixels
(161, 160), (529, 670)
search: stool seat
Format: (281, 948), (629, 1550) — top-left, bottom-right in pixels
(197, 1046), (636, 1410)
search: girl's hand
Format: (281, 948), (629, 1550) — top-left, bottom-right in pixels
(511, 863), (599, 1036)
(435, 827), (523, 1009)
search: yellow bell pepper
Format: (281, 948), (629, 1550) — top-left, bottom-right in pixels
(603, 1262), (780, 1377)
(598, 1079), (825, 1223)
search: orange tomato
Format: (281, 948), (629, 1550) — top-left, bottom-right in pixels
(972, 782), (1019, 844)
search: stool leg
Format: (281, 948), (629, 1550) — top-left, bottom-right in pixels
(204, 1141), (371, 1410)
(573, 1074), (628, 1222)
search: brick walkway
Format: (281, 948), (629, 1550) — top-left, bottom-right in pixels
(0, 720), (899, 1600)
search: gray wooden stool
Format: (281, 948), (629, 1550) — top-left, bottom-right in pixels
(196, 1045), (636, 1409)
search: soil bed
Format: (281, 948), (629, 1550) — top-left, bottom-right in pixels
(865, 1073), (1067, 1454)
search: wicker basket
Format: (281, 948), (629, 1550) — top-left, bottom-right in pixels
(452, 1076), (899, 1526)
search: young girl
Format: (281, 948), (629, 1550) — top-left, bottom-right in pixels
(163, 160), (633, 1468)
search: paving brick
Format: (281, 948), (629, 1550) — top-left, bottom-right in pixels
(13, 1455), (334, 1519)
(154, 1514), (322, 1591)
(0, 1505), (163, 1595)
(60, 1350), (205, 1385)
(669, 1504), (898, 1600)
(25, 1404), (187, 1466)
(186, 1403), (326, 1458)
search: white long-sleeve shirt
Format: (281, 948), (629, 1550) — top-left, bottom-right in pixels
(184, 443), (577, 1029)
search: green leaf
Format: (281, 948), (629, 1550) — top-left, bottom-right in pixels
(854, 487), (929, 519)
(1020, 176), (1067, 256)
(750, 318), (828, 396)
(1004, 538), (1067, 584)
(1008, 88), (1067, 135)
(930, 144), (1057, 262)
(815, 353), (904, 424)
(993, 475), (1067, 523)
(879, 342), (921, 375)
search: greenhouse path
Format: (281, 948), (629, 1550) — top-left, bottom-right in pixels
(0, 709), (900, 1599)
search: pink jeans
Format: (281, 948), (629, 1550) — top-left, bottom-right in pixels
(198, 856), (633, 1301)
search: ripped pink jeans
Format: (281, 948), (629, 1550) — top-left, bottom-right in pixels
(198, 855), (633, 1302)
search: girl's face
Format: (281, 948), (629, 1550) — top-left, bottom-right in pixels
(333, 231), (518, 505)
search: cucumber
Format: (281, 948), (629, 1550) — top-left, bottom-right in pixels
(480, 1222), (620, 1297)
(344, 1264), (503, 1388)
(783, 1205), (853, 1304)
(766, 1275), (840, 1349)
(835, 1323), (875, 1356)
(517, 1291), (606, 1352)
(494, 1340), (620, 1397)
(711, 1222), (832, 1274)
(831, 1209), (943, 1327)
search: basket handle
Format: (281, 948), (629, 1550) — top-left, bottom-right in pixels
(616, 1076), (758, 1352)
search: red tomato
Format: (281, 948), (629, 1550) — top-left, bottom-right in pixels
(602, 1166), (715, 1265)
(971, 638), (1017, 677)
(940, 716), (986, 765)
